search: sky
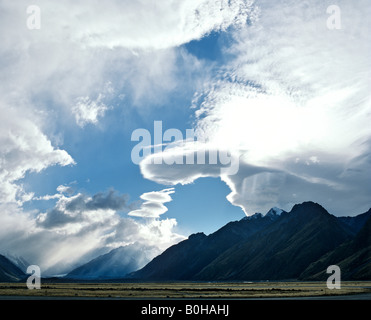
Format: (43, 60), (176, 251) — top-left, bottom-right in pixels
(0, 0), (370, 276)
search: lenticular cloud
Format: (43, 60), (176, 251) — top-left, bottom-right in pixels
(140, 0), (371, 216)
(193, 0), (371, 215)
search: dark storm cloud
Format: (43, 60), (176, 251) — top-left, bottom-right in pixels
(65, 190), (131, 212)
(37, 190), (133, 229)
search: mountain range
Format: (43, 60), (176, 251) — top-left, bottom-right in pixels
(1, 201), (370, 282)
(129, 202), (371, 281)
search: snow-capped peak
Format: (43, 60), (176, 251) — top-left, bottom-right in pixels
(242, 207), (284, 221)
(265, 207), (284, 217)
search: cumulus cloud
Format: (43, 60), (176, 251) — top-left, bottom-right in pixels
(0, 188), (184, 275)
(36, 190), (131, 230)
(67, 190), (131, 212)
(0, 106), (75, 205)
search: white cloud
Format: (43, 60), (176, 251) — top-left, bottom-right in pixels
(140, 188), (174, 203)
(0, 0), (253, 275)
(56, 184), (74, 195)
(32, 0), (256, 50)
(0, 0), (253, 127)
(0, 188), (184, 275)
(128, 188), (175, 218)
(0, 0), (260, 276)
(0, 105), (75, 205)
(72, 94), (110, 127)
(139, 0), (371, 216)
(202, 0), (371, 215)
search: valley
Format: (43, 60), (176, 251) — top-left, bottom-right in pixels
(0, 281), (370, 299)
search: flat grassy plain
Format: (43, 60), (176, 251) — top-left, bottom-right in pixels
(0, 281), (371, 299)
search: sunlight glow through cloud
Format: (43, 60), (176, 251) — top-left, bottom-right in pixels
(140, 0), (371, 215)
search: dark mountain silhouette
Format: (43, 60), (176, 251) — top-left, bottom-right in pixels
(194, 202), (353, 280)
(0, 254), (25, 282)
(337, 208), (371, 236)
(129, 208), (282, 280)
(130, 202), (370, 281)
(300, 214), (371, 280)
